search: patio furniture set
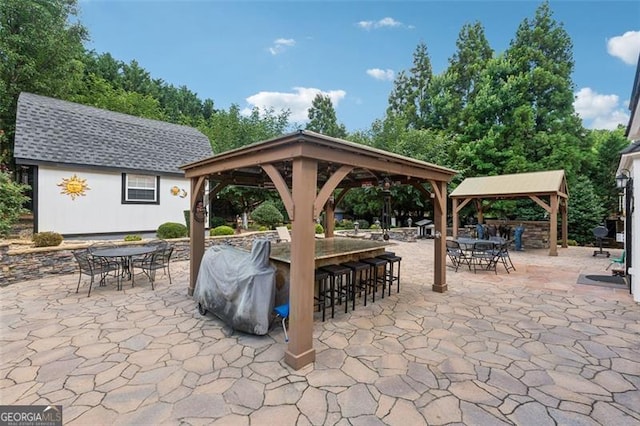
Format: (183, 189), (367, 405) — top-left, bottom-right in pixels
(446, 237), (515, 274)
(73, 240), (173, 296)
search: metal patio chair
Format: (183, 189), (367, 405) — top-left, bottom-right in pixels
(73, 249), (119, 296)
(446, 240), (471, 272)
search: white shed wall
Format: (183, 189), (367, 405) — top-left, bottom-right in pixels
(37, 166), (192, 235)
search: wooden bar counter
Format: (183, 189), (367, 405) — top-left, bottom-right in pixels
(270, 237), (391, 306)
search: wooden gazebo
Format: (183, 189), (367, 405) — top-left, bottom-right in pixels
(450, 170), (569, 256)
(181, 130), (457, 369)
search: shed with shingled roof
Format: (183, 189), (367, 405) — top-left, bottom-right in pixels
(14, 92), (212, 236)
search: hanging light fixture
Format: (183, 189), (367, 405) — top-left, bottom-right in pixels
(616, 169), (630, 190)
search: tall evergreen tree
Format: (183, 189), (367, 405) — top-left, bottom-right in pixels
(0, 0), (88, 168)
(504, 1), (587, 177)
(306, 94), (347, 138)
(446, 22), (493, 134)
(387, 42), (434, 129)
(448, 22), (494, 104)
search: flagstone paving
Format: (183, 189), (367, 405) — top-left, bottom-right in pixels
(1, 239), (639, 425)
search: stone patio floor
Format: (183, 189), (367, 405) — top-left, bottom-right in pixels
(0, 239), (639, 425)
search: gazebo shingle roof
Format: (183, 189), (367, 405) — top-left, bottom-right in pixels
(14, 92), (212, 175)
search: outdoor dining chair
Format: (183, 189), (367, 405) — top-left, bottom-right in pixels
(133, 246), (174, 288)
(606, 251), (625, 271)
(73, 248), (119, 296)
(493, 240), (516, 273)
(471, 241), (498, 274)
(446, 240), (471, 272)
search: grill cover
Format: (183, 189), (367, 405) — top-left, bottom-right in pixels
(193, 239), (276, 335)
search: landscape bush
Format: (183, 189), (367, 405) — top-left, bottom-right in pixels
(315, 223), (324, 234)
(210, 216), (226, 228)
(251, 201), (284, 229)
(355, 219), (370, 229)
(124, 235), (142, 241)
(337, 219), (354, 229)
(32, 231), (63, 247)
(210, 225), (235, 236)
(0, 170), (30, 237)
(157, 222), (188, 239)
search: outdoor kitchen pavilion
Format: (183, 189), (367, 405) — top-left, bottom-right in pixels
(181, 130), (457, 370)
(450, 170), (569, 256)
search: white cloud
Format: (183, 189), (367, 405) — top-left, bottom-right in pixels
(366, 68), (395, 81)
(607, 31), (640, 65)
(356, 17), (408, 30)
(268, 38), (296, 55)
(243, 87), (347, 122)
(574, 87), (629, 130)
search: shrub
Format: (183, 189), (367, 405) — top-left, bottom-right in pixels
(370, 223), (381, 230)
(183, 210), (190, 233)
(157, 222), (188, 239)
(0, 170), (30, 237)
(251, 201), (284, 229)
(210, 225), (235, 236)
(124, 235), (142, 241)
(258, 225), (268, 232)
(339, 219), (354, 229)
(32, 231), (63, 247)
(315, 223), (324, 234)
(355, 219), (370, 229)
(210, 216), (226, 228)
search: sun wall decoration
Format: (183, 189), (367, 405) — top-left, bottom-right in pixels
(57, 174), (90, 200)
(170, 186), (188, 198)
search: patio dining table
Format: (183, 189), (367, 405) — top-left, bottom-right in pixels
(91, 245), (157, 290)
(455, 237), (505, 251)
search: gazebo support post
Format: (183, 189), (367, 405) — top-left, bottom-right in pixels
(549, 195), (559, 256)
(452, 198), (459, 237)
(324, 199), (335, 238)
(561, 200), (568, 248)
(431, 180), (448, 293)
(284, 157), (317, 370)
(188, 176), (206, 296)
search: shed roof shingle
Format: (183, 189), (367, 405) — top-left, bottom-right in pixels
(14, 92), (213, 175)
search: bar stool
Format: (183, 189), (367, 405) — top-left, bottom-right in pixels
(319, 264), (352, 315)
(340, 261), (370, 309)
(314, 269), (330, 321)
(360, 257), (387, 303)
(377, 252), (402, 295)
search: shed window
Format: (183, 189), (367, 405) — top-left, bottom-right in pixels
(122, 174), (160, 204)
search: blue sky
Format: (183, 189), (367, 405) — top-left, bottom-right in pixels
(78, 0), (640, 133)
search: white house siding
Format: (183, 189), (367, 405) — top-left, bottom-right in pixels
(618, 155), (639, 303)
(37, 166), (192, 235)
(628, 161), (639, 303)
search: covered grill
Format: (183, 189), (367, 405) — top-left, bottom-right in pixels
(193, 239), (276, 335)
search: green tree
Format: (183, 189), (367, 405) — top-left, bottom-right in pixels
(504, 0), (586, 176)
(306, 94), (347, 138)
(586, 127), (630, 214)
(567, 175), (606, 245)
(69, 74), (166, 119)
(251, 201), (284, 229)
(0, 0), (88, 168)
(203, 104), (289, 154)
(0, 168), (29, 236)
(387, 42), (434, 129)
(445, 22), (493, 134)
